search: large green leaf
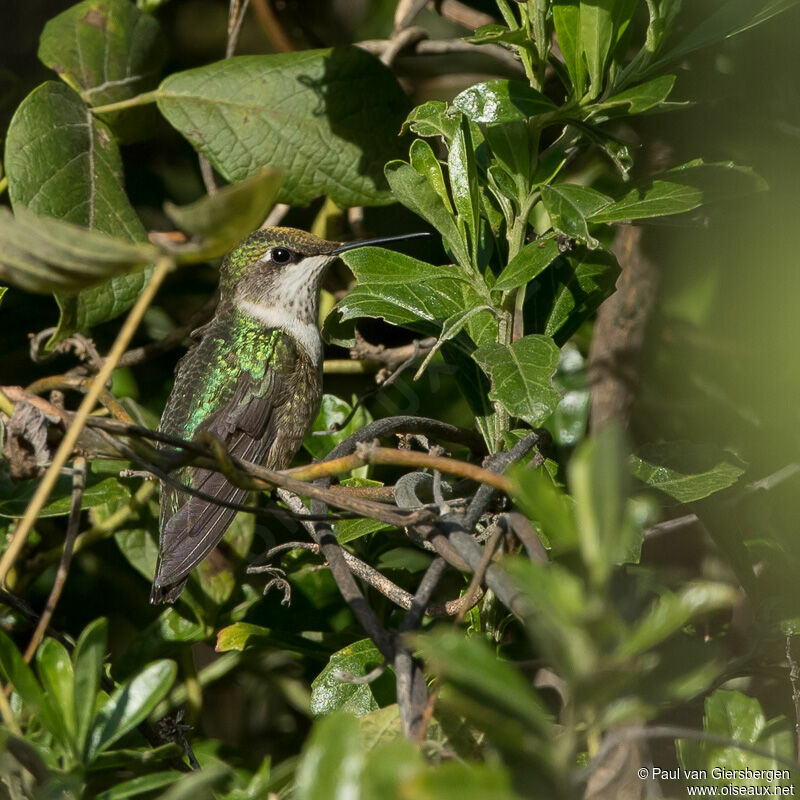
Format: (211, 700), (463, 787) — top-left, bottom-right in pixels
(453, 80), (557, 124)
(157, 48), (409, 207)
(630, 442), (746, 502)
(38, 0), (166, 110)
(553, 0), (585, 95)
(303, 394), (372, 462)
(580, 0), (615, 96)
(4, 81), (149, 341)
(597, 75), (677, 114)
(310, 639), (393, 717)
(472, 336), (560, 427)
(336, 248), (492, 339)
(87, 659), (177, 761)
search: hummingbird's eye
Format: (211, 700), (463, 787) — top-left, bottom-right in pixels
(269, 247), (293, 265)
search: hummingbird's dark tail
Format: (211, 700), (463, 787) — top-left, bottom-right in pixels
(151, 467), (246, 604)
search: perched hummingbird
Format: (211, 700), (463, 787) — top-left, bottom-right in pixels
(151, 227), (426, 603)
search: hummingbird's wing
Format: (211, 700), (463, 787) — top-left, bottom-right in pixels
(152, 325), (308, 604)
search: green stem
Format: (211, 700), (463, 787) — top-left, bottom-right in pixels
(0, 176), (7, 197)
(90, 90), (159, 115)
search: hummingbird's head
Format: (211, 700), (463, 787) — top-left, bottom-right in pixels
(221, 227), (430, 328)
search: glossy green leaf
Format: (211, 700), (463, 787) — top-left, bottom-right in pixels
(631, 442), (746, 502)
(4, 81), (150, 340)
(38, 0), (166, 110)
(73, 618), (108, 757)
(472, 336), (560, 427)
(453, 80), (557, 124)
(295, 713), (365, 800)
(87, 659), (177, 760)
(157, 48), (409, 207)
(385, 160), (469, 267)
(335, 479), (391, 543)
(494, 237), (560, 291)
(0, 472), (131, 518)
(589, 181), (702, 223)
(524, 246), (620, 343)
(114, 528), (159, 581)
(163, 167), (282, 261)
(618, 582), (739, 659)
(36, 639), (76, 745)
(598, 75), (677, 114)
(0, 632), (46, 721)
(310, 639), (393, 717)
(485, 122), (531, 199)
(540, 183), (613, 246)
(409, 139), (453, 213)
(511, 466), (578, 551)
(553, 0), (585, 94)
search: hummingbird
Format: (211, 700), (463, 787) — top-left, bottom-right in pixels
(151, 226), (427, 603)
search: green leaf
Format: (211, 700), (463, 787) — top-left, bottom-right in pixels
(617, 582), (739, 659)
(409, 139), (453, 213)
(401, 100), (459, 141)
(414, 628), (551, 734)
(472, 336), (560, 427)
(73, 618), (107, 758)
(511, 466), (578, 552)
(402, 763), (522, 800)
(151, 766), (230, 800)
(38, 0), (166, 109)
(630, 442), (746, 502)
(540, 183), (613, 246)
(466, 24), (531, 46)
(448, 118), (480, 263)
(453, 80), (557, 124)
(310, 639), (393, 717)
(494, 237), (560, 291)
(163, 167), (281, 261)
(0, 471), (131, 518)
(580, 0), (615, 96)
(598, 75), (677, 114)
(295, 714), (365, 800)
(4, 81), (150, 340)
(335, 480), (390, 544)
(385, 160), (469, 268)
(589, 181), (702, 223)
(114, 528), (159, 582)
(36, 639), (76, 746)
(215, 622), (270, 652)
(336, 247), (485, 332)
(303, 394), (372, 462)
(568, 426), (635, 576)
(553, 0), (586, 95)
(87, 659), (176, 761)
(0, 208), (155, 296)
(524, 246), (620, 343)
(157, 48), (409, 207)
(485, 122), (531, 200)
(95, 772), (179, 800)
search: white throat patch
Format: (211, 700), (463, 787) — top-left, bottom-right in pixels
(236, 299), (323, 362)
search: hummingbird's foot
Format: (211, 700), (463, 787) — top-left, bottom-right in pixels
(247, 563), (291, 606)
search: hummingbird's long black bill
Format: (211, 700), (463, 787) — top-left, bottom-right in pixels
(331, 231), (430, 256)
